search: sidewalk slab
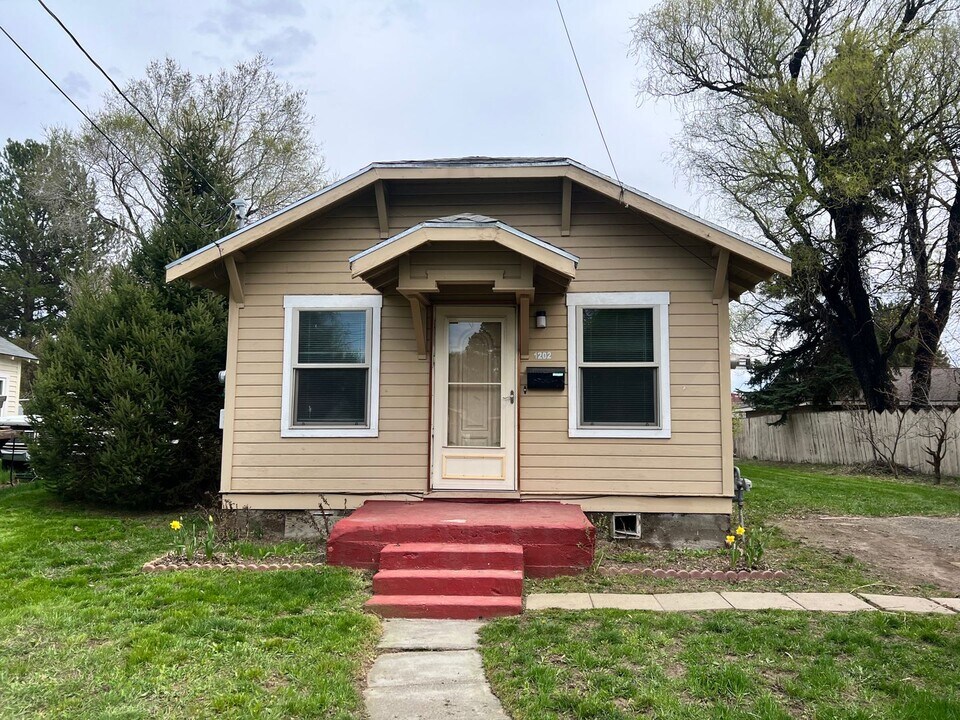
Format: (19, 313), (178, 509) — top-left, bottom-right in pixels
(860, 594), (955, 614)
(378, 619), (482, 650)
(720, 592), (804, 611)
(525, 593), (593, 610)
(933, 598), (960, 612)
(787, 593), (875, 612)
(365, 682), (510, 720)
(367, 650), (481, 688)
(654, 592), (732, 611)
(590, 593), (663, 611)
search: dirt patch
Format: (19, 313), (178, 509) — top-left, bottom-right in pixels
(777, 515), (960, 594)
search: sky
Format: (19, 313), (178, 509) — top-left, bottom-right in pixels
(0, 0), (754, 384)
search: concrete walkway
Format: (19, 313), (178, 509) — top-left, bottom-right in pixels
(527, 591), (960, 614)
(365, 619), (510, 720)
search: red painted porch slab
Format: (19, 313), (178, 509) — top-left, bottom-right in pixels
(327, 500), (595, 577)
(378, 542), (524, 571)
(365, 594), (523, 619)
(373, 569), (524, 596)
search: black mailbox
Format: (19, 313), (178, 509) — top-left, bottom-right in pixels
(526, 367), (565, 390)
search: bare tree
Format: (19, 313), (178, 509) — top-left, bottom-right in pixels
(70, 54), (327, 245)
(919, 407), (958, 483)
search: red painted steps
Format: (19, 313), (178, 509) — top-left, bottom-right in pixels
(366, 541), (526, 619)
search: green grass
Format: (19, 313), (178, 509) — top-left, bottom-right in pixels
(740, 461), (960, 519)
(481, 610), (960, 719)
(0, 484), (378, 719)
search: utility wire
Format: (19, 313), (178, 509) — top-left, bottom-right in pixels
(0, 22), (214, 239)
(555, 0), (623, 196)
(36, 0), (238, 215)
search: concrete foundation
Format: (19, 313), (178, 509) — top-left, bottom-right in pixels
(631, 513), (729, 549)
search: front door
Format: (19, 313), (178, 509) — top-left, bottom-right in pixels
(431, 306), (517, 491)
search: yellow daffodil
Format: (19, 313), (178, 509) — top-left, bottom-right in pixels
(725, 535), (735, 545)
(736, 526), (745, 536)
(170, 519), (182, 531)
(208, 515), (214, 523)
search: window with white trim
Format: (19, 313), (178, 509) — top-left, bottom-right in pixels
(566, 292), (671, 439)
(0, 376), (6, 415)
(281, 295), (382, 437)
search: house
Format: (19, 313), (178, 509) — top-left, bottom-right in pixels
(165, 157), (790, 614)
(0, 336), (37, 418)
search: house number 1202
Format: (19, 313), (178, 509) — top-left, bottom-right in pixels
(533, 351), (553, 360)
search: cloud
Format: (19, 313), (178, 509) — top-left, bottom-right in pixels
(196, 0), (305, 42)
(245, 26), (316, 68)
(60, 72), (91, 98)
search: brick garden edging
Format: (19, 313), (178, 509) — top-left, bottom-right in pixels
(142, 560), (323, 572)
(600, 565), (786, 581)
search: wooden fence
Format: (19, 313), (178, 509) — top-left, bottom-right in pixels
(735, 408), (960, 477)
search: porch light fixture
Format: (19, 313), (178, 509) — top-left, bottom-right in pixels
(535, 310), (547, 329)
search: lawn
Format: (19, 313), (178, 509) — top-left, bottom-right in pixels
(739, 461), (960, 519)
(530, 461), (960, 596)
(480, 610), (960, 720)
(0, 483), (378, 719)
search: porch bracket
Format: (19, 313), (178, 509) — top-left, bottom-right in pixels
(374, 180), (389, 238)
(223, 255), (245, 307)
(712, 249), (730, 304)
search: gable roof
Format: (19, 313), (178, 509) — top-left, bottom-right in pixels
(348, 213), (579, 280)
(0, 337), (37, 362)
(165, 157), (791, 284)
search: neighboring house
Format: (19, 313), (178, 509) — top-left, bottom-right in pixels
(165, 157), (790, 540)
(892, 367), (960, 406)
(0, 336), (37, 417)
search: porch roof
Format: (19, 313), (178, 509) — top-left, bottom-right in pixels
(348, 214), (579, 280)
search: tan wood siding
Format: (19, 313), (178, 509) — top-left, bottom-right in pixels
(227, 180), (730, 508)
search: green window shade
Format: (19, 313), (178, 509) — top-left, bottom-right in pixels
(295, 368), (368, 425)
(298, 310), (366, 364)
(581, 367), (657, 425)
(582, 308), (654, 363)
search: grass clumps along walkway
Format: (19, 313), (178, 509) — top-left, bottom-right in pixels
(481, 610), (960, 720)
(0, 483), (378, 719)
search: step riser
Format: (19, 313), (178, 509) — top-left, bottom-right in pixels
(379, 549), (523, 572)
(365, 598), (522, 620)
(329, 541), (592, 577)
(373, 574), (523, 597)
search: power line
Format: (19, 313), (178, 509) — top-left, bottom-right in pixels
(36, 0), (237, 215)
(0, 22), (215, 239)
(555, 0), (623, 194)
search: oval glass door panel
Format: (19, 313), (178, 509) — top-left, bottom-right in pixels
(447, 321), (502, 447)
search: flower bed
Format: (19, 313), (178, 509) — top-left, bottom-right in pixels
(142, 554), (324, 572)
(599, 565), (786, 581)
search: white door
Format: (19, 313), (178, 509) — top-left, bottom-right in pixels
(431, 306), (517, 491)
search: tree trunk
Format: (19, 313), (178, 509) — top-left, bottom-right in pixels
(821, 206), (897, 411)
(911, 183), (960, 407)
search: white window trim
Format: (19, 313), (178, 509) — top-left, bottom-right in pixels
(0, 375), (7, 416)
(281, 294), (382, 438)
(566, 292), (671, 439)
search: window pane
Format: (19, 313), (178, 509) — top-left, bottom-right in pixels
(448, 322), (501, 383)
(582, 308), (654, 363)
(295, 368), (368, 425)
(298, 310), (366, 364)
(581, 367), (657, 425)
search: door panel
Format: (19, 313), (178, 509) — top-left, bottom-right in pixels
(432, 307), (516, 490)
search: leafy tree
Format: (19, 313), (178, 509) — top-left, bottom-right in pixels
(30, 115), (232, 508)
(74, 54), (326, 244)
(632, 0), (960, 410)
(0, 137), (111, 358)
